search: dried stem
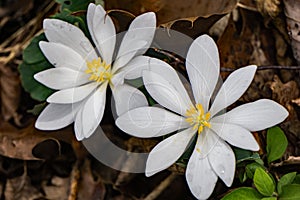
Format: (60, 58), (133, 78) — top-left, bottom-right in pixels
(68, 161), (81, 200)
(144, 173), (177, 200)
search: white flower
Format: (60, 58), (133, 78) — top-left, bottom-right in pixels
(34, 3), (156, 140)
(116, 35), (289, 199)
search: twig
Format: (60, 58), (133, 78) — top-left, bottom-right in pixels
(237, 2), (258, 12)
(144, 173), (177, 200)
(68, 161), (81, 200)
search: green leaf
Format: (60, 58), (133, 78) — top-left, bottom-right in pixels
(253, 167), (275, 196)
(23, 34), (48, 64)
(19, 33), (55, 101)
(233, 147), (261, 164)
(55, 0), (94, 12)
(261, 197), (277, 200)
(266, 126), (288, 164)
(221, 187), (263, 200)
(277, 172), (297, 195)
(293, 174), (300, 184)
(245, 162), (264, 179)
(19, 61), (54, 101)
(280, 184), (300, 199)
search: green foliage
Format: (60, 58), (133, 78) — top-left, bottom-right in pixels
(221, 187), (263, 200)
(253, 167), (275, 197)
(55, 0), (94, 12)
(245, 162), (263, 180)
(19, 34), (54, 101)
(233, 148), (261, 164)
(280, 184), (300, 199)
(266, 126), (288, 164)
(277, 172), (297, 195)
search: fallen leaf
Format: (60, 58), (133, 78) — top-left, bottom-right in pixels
(270, 75), (299, 119)
(77, 159), (106, 200)
(284, 0), (300, 64)
(106, 0), (238, 24)
(0, 121), (74, 160)
(42, 176), (69, 200)
(0, 62), (21, 124)
(5, 173), (42, 200)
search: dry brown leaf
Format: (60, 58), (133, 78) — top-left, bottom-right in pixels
(5, 174), (42, 200)
(270, 75), (299, 119)
(0, 122), (68, 160)
(0, 62), (21, 124)
(42, 176), (69, 200)
(77, 159), (106, 200)
(284, 0), (300, 64)
(292, 97), (300, 106)
(106, 0), (238, 24)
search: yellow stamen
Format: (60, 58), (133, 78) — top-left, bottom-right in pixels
(185, 103), (211, 134)
(85, 57), (112, 83)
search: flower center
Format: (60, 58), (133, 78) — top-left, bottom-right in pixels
(85, 57), (112, 83)
(185, 103), (211, 134)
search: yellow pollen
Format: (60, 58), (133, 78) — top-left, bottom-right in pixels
(85, 57), (112, 83)
(185, 103), (211, 134)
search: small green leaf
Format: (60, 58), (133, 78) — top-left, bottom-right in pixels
(221, 187), (263, 200)
(253, 167), (275, 196)
(280, 184), (300, 199)
(23, 34), (48, 64)
(266, 126), (288, 164)
(233, 147), (261, 164)
(293, 174), (300, 184)
(245, 162), (263, 179)
(277, 172), (297, 195)
(55, 0), (94, 12)
(261, 197), (277, 200)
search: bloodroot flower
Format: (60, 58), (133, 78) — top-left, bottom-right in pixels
(116, 35), (288, 199)
(34, 3), (156, 140)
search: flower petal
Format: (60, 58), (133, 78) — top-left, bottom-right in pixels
(116, 107), (189, 138)
(186, 153), (218, 199)
(208, 136), (236, 187)
(39, 41), (87, 72)
(87, 3), (116, 64)
(74, 82), (108, 140)
(146, 127), (195, 176)
(112, 12), (156, 72)
(35, 103), (81, 130)
(212, 99), (289, 131)
(47, 82), (98, 104)
(43, 18), (97, 60)
(186, 34), (220, 111)
(122, 56), (151, 79)
(143, 70), (191, 116)
(34, 67), (90, 90)
(112, 84), (148, 116)
(209, 65), (257, 117)
(209, 122), (259, 151)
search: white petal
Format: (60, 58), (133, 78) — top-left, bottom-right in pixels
(122, 56), (151, 79)
(146, 127), (195, 176)
(143, 70), (191, 116)
(186, 153), (218, 199)
(43, 19), (97, 60)
(110, 71), (125, 87)
(194, 129), (219, 159)
(35, 103), (81, 130)
(112, 84), (148, 116)
(209, 65), (257, 117)
(74, 82), (107, 140)
(208, 137), (235, 186)
(39, 41), (87, 72)
(34, 67), (90, 90)
(212, 99), (289, 131)
(115, 107), (189, 138)
(47, 82), (98, 104)
(88, 4), (116, 64)
(186, 34), (220, 111)
(113, 12), (156, 72)
(209, 122), (259, 151)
